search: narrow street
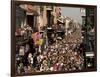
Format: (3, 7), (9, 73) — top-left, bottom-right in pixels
(15, 4), (95, 75)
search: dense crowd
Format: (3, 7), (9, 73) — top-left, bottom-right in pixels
(15, 27), (84, 75)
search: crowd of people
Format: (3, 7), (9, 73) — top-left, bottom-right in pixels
(15, 25), (85, 75)
(16, 40), (84, 74)
(15, 16), (86, 75)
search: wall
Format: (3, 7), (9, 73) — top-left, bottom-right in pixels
(0, 0), (100, 77)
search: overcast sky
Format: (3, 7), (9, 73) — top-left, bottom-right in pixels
(61, 7), (84, 24)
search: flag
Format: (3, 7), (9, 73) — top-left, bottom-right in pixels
(32, 32), (42, 45)
(36, 39), (43, 45)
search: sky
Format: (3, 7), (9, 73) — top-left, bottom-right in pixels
(61, 7), (85, 24)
